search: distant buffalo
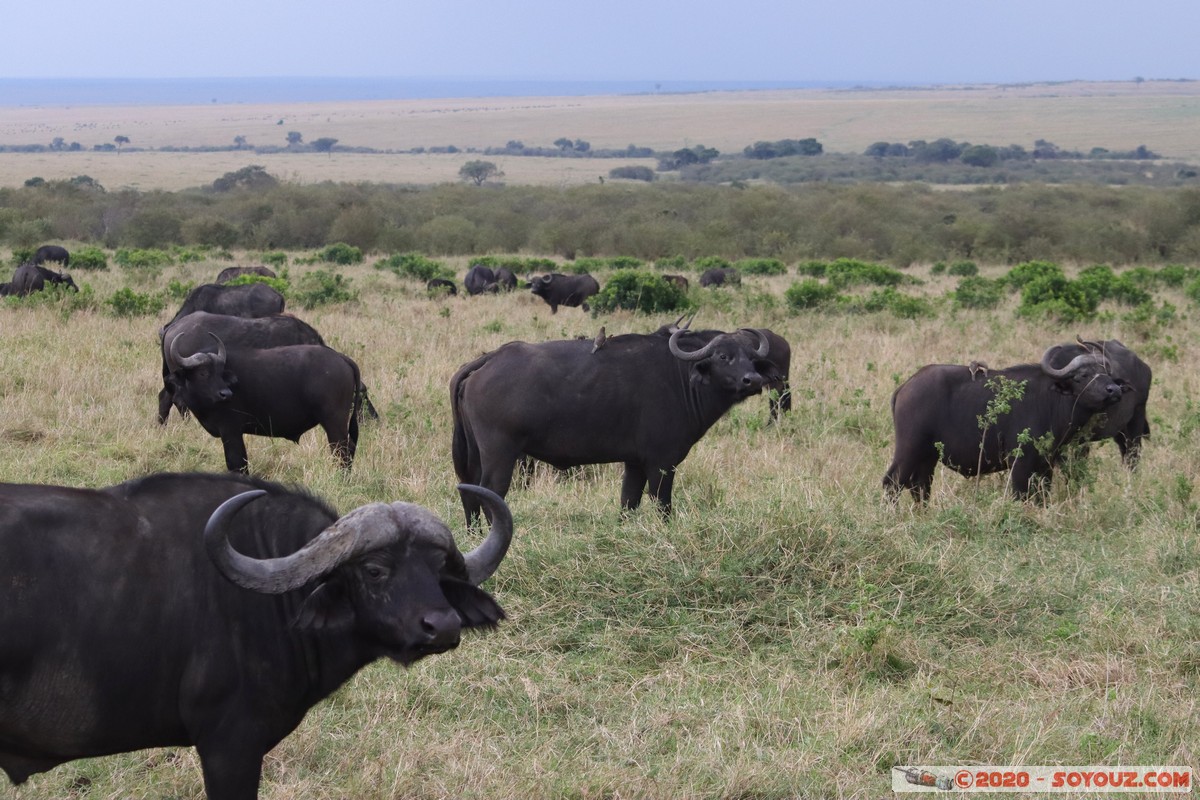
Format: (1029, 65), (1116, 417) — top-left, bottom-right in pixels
(464, 265), (517, 295)
(700, 268), (741, 288)
(32, 245), (70, 267)
(529, 273), (600, 314)
(427, 278), (458, 296)
(216, 265), (276, 284)
(11, 263), (78, 296)
(662, 274), (690, 292)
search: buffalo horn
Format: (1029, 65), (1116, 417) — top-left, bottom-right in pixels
(204, 485), (513, 594)
(170, 331), (227, 370)
(668, 328), (720, 361)
(1040, 345), (1101, 378)
(458, 484), (513, 585)
(737, 327), (770, 358)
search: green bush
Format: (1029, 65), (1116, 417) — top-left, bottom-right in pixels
(375, 252), (453, 282)
(947, 260), (978, 277)
(590, 270), (690, 314)
(825, 258), (906, 289)
(952, 276), (1004, 309)
(796, 260), (827, 278)
(654, 255), (688, 271)
(294, 270), (357, 308)
(10, 247), (35, 265)
(785, 279), (840, 310)
(166, 279), (195, 301)
(260, 251), (289, 268)
(1157, 263), (1198, 287)
(862, 287), (933, 318)
(734, 258), (787, 276)
(113, 248), (173, 269)
(106, 288), (165, 317)
(930, 261), (947, 276)
(1184, 276), (1200, 305)
(318, 242), (363, 265)
(1004, 260), (1063, 290)
(693, 256), (732, 273)
(1018, 274), (1097, 321)
(609, 166), (656, 182)
(71, 246), (108, 270)
(226, 274), (291, 296)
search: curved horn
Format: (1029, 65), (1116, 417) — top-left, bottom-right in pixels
(1040, 346), (1101, 379)
(458, 484), (513, 585)
(668, 328), (720, 362)
(205, 490), (413, 593)
(737, 327), (770, 358)
(169, 329), (222, 370)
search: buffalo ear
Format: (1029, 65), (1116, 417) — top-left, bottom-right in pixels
(440, 578), (505, 628)
(690, 359), (713, 386)
(294, 580), (354, 631)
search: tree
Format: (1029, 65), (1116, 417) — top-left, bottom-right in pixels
(554, 137), (574, 151)
(459, 160), (502, 186)
(286, 131), (303, 146)
(312, 137), (338, 157)
(960, 144), (999, 167)
(114, 135), (129, 155)
(233, 135), (247, 150)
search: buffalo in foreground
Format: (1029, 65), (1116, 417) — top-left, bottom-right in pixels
(529, 272), (600, 313)
(883, 344), (1127, 502)
(451, 325), (769, 518)
(164, 282), (285, 330)
(0, 472), (512, 800)
(169, 335), (365, 472)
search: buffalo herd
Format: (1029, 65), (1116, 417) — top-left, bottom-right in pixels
(0, 246), (1159, 798)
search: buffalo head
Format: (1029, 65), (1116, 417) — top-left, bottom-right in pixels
(668, 327), (768, 398)
(169, 333), (236, 406)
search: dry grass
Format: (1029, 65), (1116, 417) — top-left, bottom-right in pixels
(1, 80), (1198, 190)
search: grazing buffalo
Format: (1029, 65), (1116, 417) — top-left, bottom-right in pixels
(883, 345), (1127, 502)
(32, 244), (70, 266)
(427, 277), (458, 295)
(0, 471), (511, 800)
(169, 335), (365, 472)
(529, 272), (600, 313)
(164, 283), (285, 330)
(0, 283), (11, 296)
(451, 326), (769, 517)
(699, 267), (741, 288)
(11, 262), (78, 295)
(464, 265), (501, 295)
(215, 265), (277, 283)
(662, 274), (690, 291)
(1045, 336), (1152, 467)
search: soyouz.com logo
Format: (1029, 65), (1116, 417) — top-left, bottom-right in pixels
(892, 765), (1192, 793)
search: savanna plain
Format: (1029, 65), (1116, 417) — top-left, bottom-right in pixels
(1, 82), (1199, 799)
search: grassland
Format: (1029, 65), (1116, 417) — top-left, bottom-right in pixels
(1, 80), (1199, 190)
(1, 255), (1197, 798)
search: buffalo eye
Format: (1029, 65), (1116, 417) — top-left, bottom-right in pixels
(362, 563), (390, 583)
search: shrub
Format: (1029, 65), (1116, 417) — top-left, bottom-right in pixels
(226, 274), (291, 297)
(375, 252), (453, 282)
(294, 270), (357, 308)
(825, 258), (905, 289)
(71, 246), (108, 270)
(1019, 274), (1098, 321)
(1156, 264), (1198, 288)
(654, 255), (688, 271)
(953, 276), (1004, 309)
(734, 258), (787, 276)
(947, 260), (978, 277)
(106, 288), (165, 317)
(10, 246), (35, 265)
(1004, 260), (1063, 290)
(693, 256), (732, 273)
(260, 251), (289, 268)
(785, 279), (840, 310)
(166, 279), (195, 301)
(609, 166), (656, 182)
(317, 242), (363, 265)
(796, 260), (827, 278)
(930, 262), (947, 276)
(590, 270), (690, 314)
(114, 248), (173, 269)
(862, 287), (933, 318)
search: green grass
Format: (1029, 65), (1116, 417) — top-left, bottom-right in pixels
(1, 255), (1197, 799)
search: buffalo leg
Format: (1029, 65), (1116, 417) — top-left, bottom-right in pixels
(469, 448), (518, 525)
(220, 433), (251, 474)
(646, 464), (676, 516)
(620, 462), (647, 510)
(324, 418), (356, 470)
(157, 387), (175, 424)
(883, 458), (934, 504)
(196, 743), (264, 800)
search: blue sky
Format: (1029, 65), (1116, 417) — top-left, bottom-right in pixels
(3, 0), (1197, 84)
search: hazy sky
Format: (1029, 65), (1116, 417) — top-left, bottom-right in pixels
(3, 0), (1196, 84)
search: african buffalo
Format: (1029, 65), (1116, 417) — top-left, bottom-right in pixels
(1045, 336), (1151, 467)
(883, 345), (1127, 502)
(164, 282), (285, 330)
(0, 471), (511, 800)
(169, 335), (364, 473)
(530, 272), (600, 313)
(699, 267), (741, 288)
(215, 265), (277, 283)
(464, 265), (500, 295)
(11, 262), (78, 295)
(451, 326), (769, 517)
(0, 283), (12, 296)
(32, 244), (70, 266)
